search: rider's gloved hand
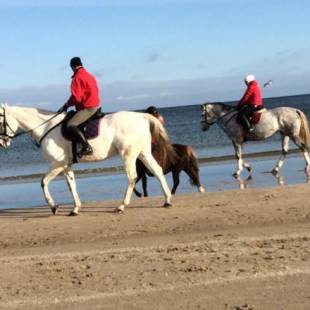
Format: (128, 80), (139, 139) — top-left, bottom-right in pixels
(57, 103), (68, 113)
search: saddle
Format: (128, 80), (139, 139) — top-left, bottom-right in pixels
(61, 108), (105, 162)
(249, 108), (266, 125)
(61, 108), (105, 140)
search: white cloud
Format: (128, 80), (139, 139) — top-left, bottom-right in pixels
(0, 73), (309, 112)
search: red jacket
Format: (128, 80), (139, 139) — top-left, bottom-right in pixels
(238, 81), (262, 108)
(66, 67), (100, 110)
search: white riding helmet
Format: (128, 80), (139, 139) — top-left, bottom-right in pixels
(244, 74), (255, 84)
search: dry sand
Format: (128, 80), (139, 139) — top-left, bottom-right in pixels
(0, 184), (310, 309)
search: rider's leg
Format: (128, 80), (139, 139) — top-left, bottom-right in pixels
(67, 108), (98, 157)
(238, 105), (255, 132)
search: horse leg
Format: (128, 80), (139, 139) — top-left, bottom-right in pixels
(63, 166), (82, 216)
(272, 135), (289, 175)
(183, 166), (205, 193)
(242, 161), (253, 177)
(41, 165), (66, 214)
(171, 170), (180, 194)
(232, 142), (244, 178)
(141, 172), (148, 197)
(139, 152), (172, 207)
(133, 159), (143, 198)
(133, 175), (142, 198)
(291, 137), (310, 174)
(115, 148), (138, 213)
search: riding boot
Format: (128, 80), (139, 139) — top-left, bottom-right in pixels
(241, 114), (254, 133)
(67, 126), (93, 157)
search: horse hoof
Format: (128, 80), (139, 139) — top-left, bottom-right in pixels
(232, 172), (240, 179)
(51, 205), (59, 215)
(198, 186), (205, 193)
(68, 211), (79, 216)
(304, 166), (310, 174)
(114, 206), (124, 214)
(163, 203), (172, 208)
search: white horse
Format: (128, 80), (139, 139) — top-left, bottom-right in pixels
(201, 102), (310, 178)
(0, 105), (176, 215)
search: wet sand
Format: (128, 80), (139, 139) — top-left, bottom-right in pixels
(0, 183), (310, 309)
(0, 154), (308, 210)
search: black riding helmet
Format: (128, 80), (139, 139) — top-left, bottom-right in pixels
(145, 106), (159, 116)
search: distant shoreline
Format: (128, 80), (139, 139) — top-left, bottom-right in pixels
(0, 148), (300, 183)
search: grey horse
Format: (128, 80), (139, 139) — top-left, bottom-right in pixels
(201, 102), (310, 178)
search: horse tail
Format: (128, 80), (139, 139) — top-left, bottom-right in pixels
(144, 114), (178, 168)
(297, 110), (310, 149)
(185, 146), (201, 186)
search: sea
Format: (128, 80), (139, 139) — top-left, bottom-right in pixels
(0, 93), (310, 210)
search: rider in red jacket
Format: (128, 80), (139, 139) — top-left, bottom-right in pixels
(58, 57), (100, 157)
(237, 74), (263, 133)
(66, 66), (100, 111)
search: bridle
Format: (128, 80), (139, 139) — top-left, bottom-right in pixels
(0, 107), (21, 143)
(0, 107), (63, 146)
(201, 104), (237, 129)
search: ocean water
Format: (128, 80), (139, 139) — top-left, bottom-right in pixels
(0, 93), (310, 210)
(0, 93), (309, 178)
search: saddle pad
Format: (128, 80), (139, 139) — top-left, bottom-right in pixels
(250, 108), (266, 125)
(61, 117), (102, 141)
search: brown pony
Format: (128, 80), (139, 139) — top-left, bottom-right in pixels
(133, 144), (205, 197)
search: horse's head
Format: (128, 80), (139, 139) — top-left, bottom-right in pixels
(0, 105), (18, 148)
(200, 103), (218, 131)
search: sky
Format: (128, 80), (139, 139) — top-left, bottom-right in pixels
(0, 0), (309, 111)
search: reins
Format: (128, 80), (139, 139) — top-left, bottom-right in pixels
(219, 109), (238, 128)
(202, 105), (237, 129)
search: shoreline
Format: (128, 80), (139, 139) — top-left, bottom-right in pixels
(0, 148), (300, 183)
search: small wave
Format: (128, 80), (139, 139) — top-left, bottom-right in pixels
(0, 149), (300, 184)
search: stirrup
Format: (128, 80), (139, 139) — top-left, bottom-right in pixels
(77, 145), (93, 158)
(248, 126), (255, 133)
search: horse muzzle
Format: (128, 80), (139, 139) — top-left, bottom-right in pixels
(201, 121), (210, 132)
(0, 139), (9, 148)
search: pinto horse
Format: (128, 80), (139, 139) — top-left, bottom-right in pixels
(0, 105), (177, 215)
(133, 144), (205, 197)
(201, 102), (310, 178)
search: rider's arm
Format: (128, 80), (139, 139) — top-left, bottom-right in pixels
(238, 84), (254, 107)
(66, 77), (83, 107)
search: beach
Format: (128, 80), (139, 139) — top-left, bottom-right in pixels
(0, 183), (310, 309)
(1, 94), (310, 309)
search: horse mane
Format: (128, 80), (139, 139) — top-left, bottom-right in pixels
(212, 102), (236, 112)
(202, 101), (236, 112)
(24, 107), (56, 116)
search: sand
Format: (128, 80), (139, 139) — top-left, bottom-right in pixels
(0, 184), (310, 309)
